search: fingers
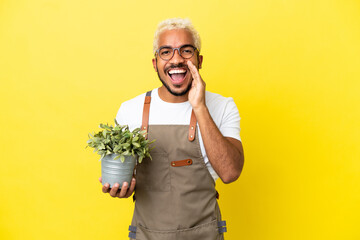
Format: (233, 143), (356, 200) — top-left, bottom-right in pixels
(117, 182), (129, 198)
(102, 182), (110, 193)
(109, 183), (120, 197)
(124, 178), (136, 198)
(101, 178), (136, 198)
(187, 60), (201, 82)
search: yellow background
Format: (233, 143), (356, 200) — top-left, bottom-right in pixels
(1, 0), (359, 239)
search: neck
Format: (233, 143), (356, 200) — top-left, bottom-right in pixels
(158, 86), (189, 103)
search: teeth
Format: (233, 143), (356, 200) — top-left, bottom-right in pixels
(168, 69), (186, 74)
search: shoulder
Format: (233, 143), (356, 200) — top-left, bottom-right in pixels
(205, 91), (232, 106)
(204, 91), (241, 140)
(115, 91), (148, 129)
(205, 91), (238, 116)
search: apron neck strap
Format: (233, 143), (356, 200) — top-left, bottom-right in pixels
(188, 110), (196, 142)
(141, 91), (152, 139)
(141, 90), (197, 142)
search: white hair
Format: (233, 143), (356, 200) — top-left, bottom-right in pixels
(153, 18), (201, 54)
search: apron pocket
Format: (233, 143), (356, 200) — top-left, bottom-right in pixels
(137, 220), (219, 240)
(137, 224), (175, 240)
(136, 152), (170, 192)
(176, 219), (219, 240)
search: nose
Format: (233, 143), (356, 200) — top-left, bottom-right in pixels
(169, 48), (184, 63)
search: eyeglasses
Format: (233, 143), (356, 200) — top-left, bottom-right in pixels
(156, 44), (198, 61)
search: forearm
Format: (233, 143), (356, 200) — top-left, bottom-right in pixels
(194, 106), (244, 183)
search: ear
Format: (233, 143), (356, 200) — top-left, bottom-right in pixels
(152, 58), (158, 72)
(198, 55), (203, 69)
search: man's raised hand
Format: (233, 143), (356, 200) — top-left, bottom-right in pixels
(187, 60), (206, 111)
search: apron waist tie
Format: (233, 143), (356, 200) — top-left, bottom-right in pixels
(218, 220), (227, 233)
(128, 225), (137, 239)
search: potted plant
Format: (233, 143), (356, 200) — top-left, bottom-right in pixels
(86, 120), (154, 188)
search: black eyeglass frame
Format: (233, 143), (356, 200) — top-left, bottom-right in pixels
(155, 44), (199, 61)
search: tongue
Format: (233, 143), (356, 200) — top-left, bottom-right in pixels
(171, 73), (186, 82)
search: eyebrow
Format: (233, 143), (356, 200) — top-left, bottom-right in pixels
(159, 44), (195, 49)
(159, 45), (172, 49)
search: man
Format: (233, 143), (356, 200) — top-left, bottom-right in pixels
(99, 18), (244, 239)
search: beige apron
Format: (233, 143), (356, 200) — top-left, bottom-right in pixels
(128, 91), (227, 240)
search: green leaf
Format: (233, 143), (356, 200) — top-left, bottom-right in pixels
(102, 130), (107, 138)
(113, 145), (121, 152)
(122, 150), (130, 155)
(122, 143), (130, 148)
(132, 142), (140, 148)
(132, 136), (139, 142)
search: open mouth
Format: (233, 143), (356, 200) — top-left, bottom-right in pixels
(167, 68), (188, 85)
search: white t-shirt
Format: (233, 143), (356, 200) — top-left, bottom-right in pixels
(115, 88), (241, 181)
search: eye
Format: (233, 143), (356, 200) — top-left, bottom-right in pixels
(181, 47), (194, 55)
(160, 48), (172, 56)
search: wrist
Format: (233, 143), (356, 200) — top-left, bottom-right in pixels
(192, 103), (208, 115)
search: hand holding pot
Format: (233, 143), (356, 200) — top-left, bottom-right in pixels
(99, 177), (136, 198)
